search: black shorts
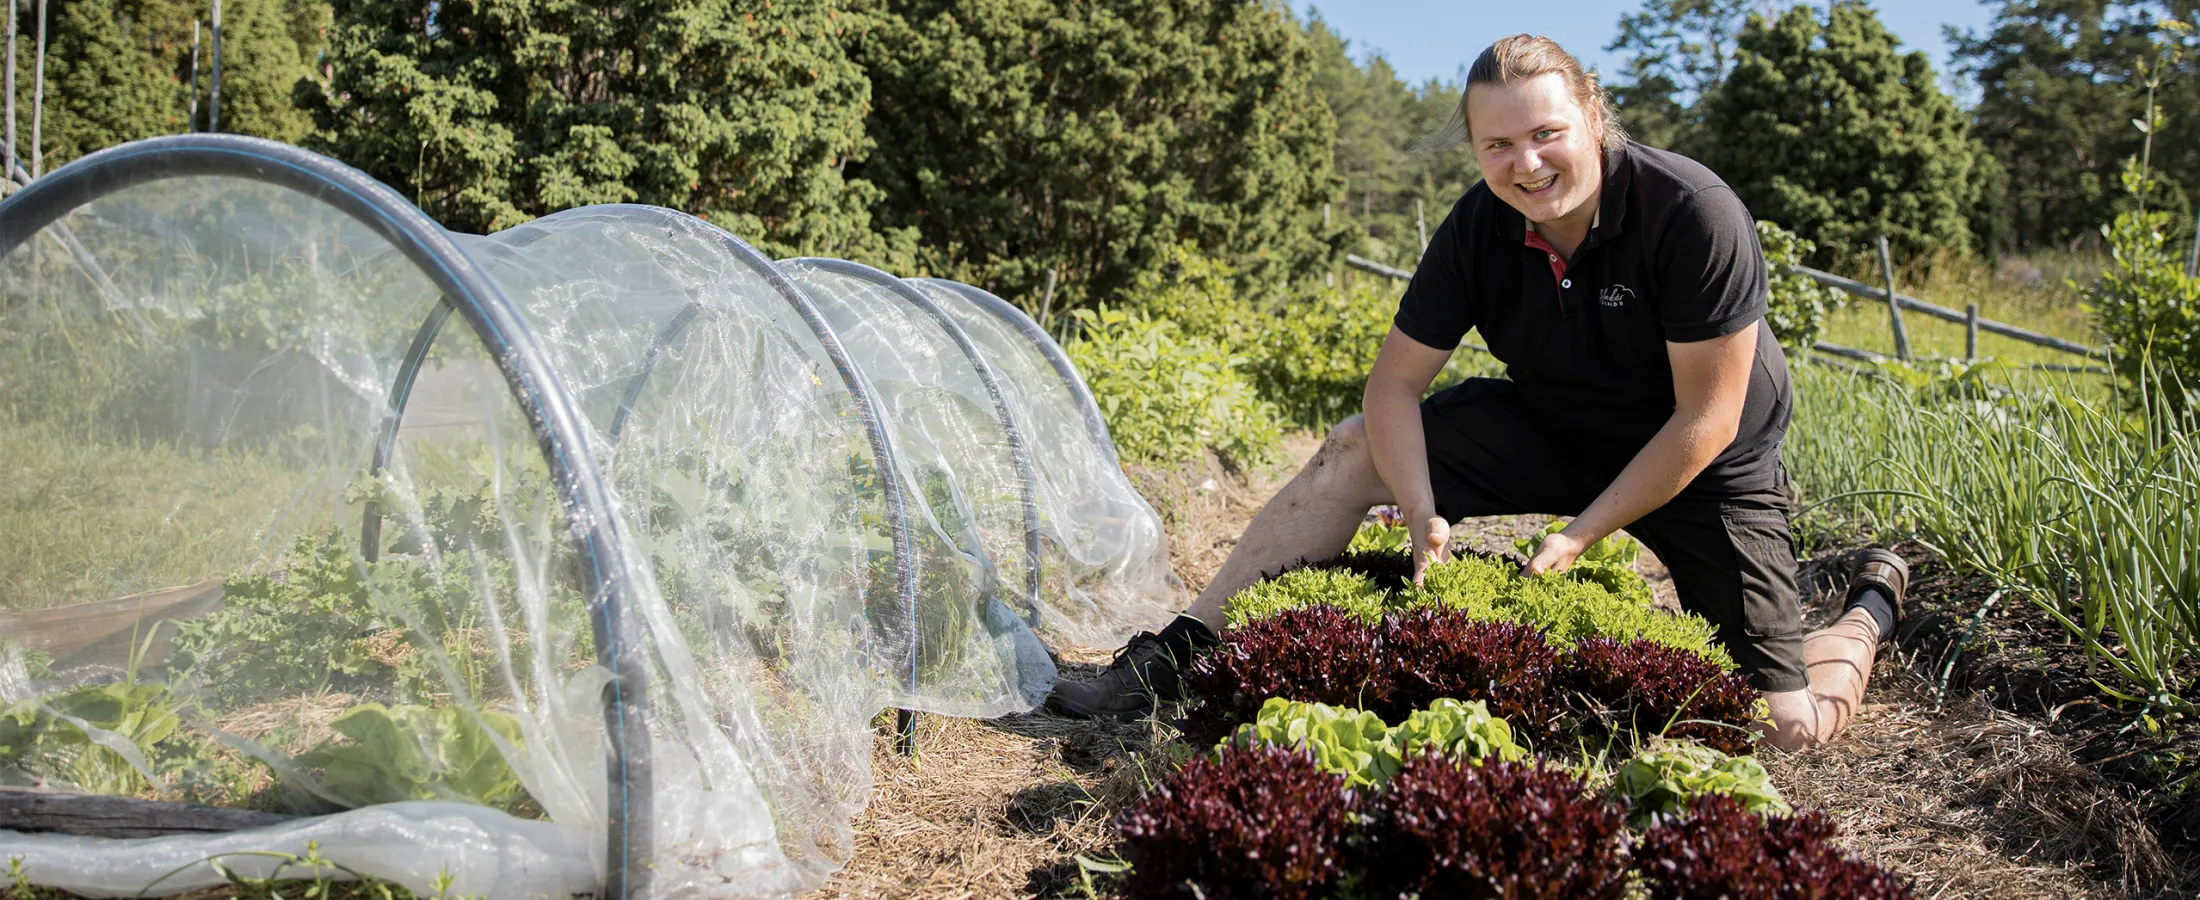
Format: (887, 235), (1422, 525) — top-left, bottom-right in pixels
(1420, 378), (1807, 693)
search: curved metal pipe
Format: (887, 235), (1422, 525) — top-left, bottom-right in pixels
(0, 134), (654, 897)
(785, 259), (1045, 630)
(914, 278), (1119, 469)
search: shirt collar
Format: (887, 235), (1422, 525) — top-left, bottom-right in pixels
(1500, 141), (1633, 246)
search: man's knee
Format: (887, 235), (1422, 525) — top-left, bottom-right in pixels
(1304, 414), (1386, 500)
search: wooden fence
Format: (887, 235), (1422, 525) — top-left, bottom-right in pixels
(1341, 252), (2111, 375)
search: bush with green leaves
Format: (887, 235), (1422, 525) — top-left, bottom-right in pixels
(2083, 195), (2200, 414)
(0, 681), (181, 795)
(1615, 740), (1791, 822)
(1222, 697), (1524, 789)
(1245, 278), (1397, 432)
(1757, 220), (1847, 349)
(1064, 305), (1283, 470)
(299, 703), (527, 811)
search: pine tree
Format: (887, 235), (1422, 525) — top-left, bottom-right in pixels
(302, 0), (890, 257)
(846, 0), (1344, 310)
(17, 0), (180, 166)
(1687, 1), (1988, 267)
(190, 0), (315, 141)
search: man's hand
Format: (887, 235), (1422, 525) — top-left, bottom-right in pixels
(1411, 514), (1451, 584)
(1522, 529), (1590, 576)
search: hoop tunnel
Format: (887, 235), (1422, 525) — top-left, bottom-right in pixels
(0, 134), (655, 896)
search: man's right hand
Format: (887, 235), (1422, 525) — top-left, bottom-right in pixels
(1410, 514), (1451, 584)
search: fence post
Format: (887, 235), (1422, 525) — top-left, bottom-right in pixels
(1324, 203), (1335, 288)
(1416, 198), (1428, 255)
(1878, 235), (1911, 361)
(189, 21), (201, 131)
(209, 0), (222, 133)
(1037, 268), (1058, 334)
(29, 0), (40, 178)
(6, 0), (17, 194)
(1965, 303), (1979, 362)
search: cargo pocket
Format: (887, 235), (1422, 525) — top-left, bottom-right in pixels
(1721, 508), (1802, 639)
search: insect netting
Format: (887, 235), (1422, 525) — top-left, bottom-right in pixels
(0, 136), (1177, 898)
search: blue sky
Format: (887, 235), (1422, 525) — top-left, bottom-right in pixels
(1299, 1), (2001, 103)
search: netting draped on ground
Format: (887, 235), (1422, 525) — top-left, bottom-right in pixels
(0, 136), (1179, 898)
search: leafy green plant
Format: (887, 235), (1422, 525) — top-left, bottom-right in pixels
(1416, 556), (1734, 670)
(0, 681), (182, 795)
(1757, 220), (1847, 349)
(1221, 567), (1390, 628)
(1614, 740), (1790, 822)
(1347, 519), (1411, 555)
(1065, 305), (1283, 471)
(1222, 697), (1525, 789)
(1224, 698), (1396, 788)
(1514, 519), (1657, 607)
(297, 703), (526, 811)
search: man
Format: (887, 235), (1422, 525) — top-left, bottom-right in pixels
(1048, 34), (1908, 752)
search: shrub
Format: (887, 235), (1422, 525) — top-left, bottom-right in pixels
(1182, 605), (1388, 743)
(1363, 758), (1630, 900)
(1417, 557), (1734, 670)
(1635, 795), (1915, 900)
(1117, 745), (1360, 900)
(1757, 220), (1847, 349)
(1222, 567), (1390, 628)
(2082, 201), (2200, 414)
(1562, 638), (1763, 755)
(1377, 610), (1561, 732)
(1064, 305), (1283, 470)
(1245, 278), (1396, 431)
(1615, 740), (1791, 823)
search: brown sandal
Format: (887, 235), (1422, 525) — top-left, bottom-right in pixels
(1848, 548), (1909, 644)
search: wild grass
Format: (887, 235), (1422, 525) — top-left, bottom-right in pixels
(0, 419), (319, 611)
(1816, 251), (2104, 368)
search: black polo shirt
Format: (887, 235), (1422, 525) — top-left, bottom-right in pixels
(1394, 141), (1791, 497)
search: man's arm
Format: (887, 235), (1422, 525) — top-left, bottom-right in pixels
(1524, 320), (1760, 574)
(1364, 325), (1457, 581)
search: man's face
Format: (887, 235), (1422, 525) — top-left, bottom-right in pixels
(1467, 73), (1603, 226)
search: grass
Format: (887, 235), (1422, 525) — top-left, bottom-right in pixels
(1816, 252), (2105, 368)
(0, 419), (320, 611)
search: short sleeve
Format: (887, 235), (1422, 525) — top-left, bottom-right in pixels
(1656, 186), (1768, 343)
(1393, 199), (1476, 351)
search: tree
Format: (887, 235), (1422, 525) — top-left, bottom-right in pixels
(1604, 0), (1752, 149)
(13, 0), (181, 166)
(1953, 0), (2200, 254)
(302, 0), (894, 258)
(846, 0), (1344, 312)
(1688, 1), (1988, 267)
(193, 0), (316, 142)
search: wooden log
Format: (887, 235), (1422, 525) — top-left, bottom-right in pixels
(1786, 264), (2106, 358)
(1343, 253), (1414, 281)
(0, 786), (294, 838)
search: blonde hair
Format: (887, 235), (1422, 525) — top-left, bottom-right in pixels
(1428, 34), (1627, 153)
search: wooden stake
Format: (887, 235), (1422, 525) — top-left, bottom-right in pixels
(1878, 235), (1911, 362)
(189, 21), (201, 131)
(6, 0), (18, 191)
(1416, 198), (1428, 253)
(1037, 268), (1059, 334)
(209, 0), (222, 133)
(1966, 303), (1980, 363)
(29, 0), (40, 178)
(1324, 202), (1335, 287)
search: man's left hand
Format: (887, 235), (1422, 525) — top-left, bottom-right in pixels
(1522, 530), (1591, 576)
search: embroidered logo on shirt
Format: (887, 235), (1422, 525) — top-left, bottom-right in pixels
(1599, 284), (1637, 308)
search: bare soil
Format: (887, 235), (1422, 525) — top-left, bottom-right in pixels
(806, 437), (2200, 900)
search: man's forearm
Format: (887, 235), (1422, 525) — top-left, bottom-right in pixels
(1565, 412), (1736, 545)
(1363, 384), (1435, 517)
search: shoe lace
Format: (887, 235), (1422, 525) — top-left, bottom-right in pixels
(1107, 632), (1168, 671)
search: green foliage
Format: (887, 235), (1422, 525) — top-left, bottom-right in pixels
(1416, 556), (1734, 670)
(302, 0), (895, 257)
(1388, 698), (1529, 768)
(298, 703), (526, 810)
(849, 0), (1343, 310)
(1512, 519), (1657, 609)
(2084, 163), (2200, 413)
(1347, 520), (1410, 555)
(1604, 0), (1751, 150)
(1688, 2), (1989, 267)
(1615, 740), (1790, 822)
(1246, 278), (1397, 431)
(1758, 220), (1849, 349)
(1222, 697), (1523, 789)
(0, 681), (181, 795)
(1063, 305), (1283, 470)
(1222, 567), (1389, 629)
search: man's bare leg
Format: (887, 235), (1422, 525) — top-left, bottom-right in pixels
(1763, 608), (1881, 750)
(1180, 415), (1395, 628)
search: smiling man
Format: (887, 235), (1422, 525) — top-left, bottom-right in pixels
(1048, 34), (1908, 751)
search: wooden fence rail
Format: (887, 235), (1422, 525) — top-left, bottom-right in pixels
(1339, 254), (2110, 363)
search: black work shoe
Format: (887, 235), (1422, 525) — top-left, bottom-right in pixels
(1047, 631), (1188, 719)
(1846, 548), (1910, 646)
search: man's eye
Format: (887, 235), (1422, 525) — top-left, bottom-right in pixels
(1535, 129), (1557, 140)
